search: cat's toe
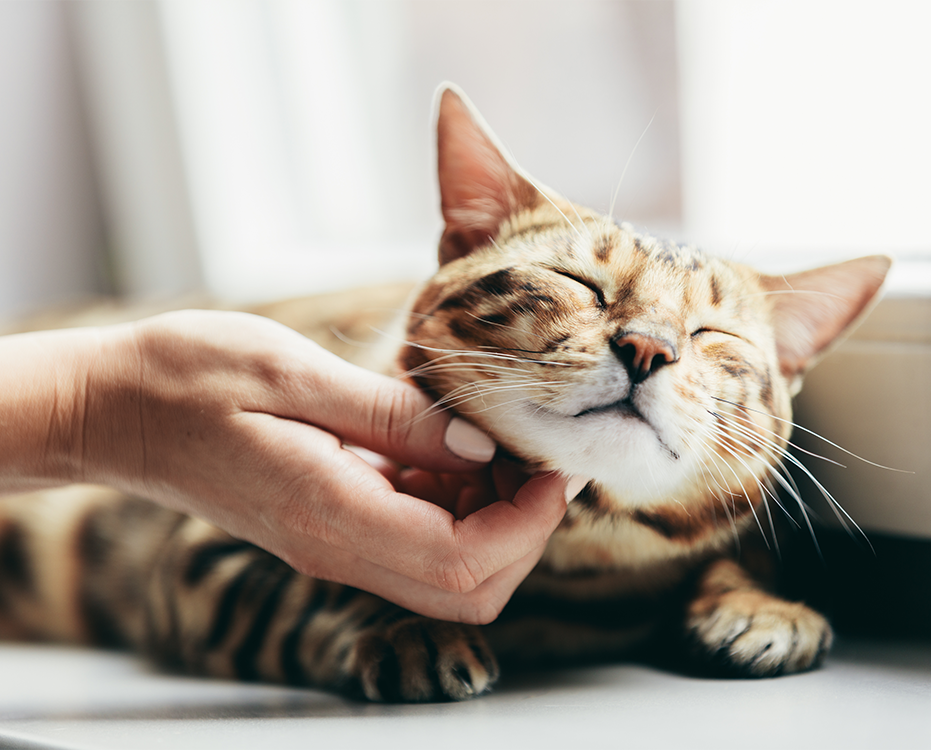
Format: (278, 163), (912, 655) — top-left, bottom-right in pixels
(349, 617), (498, 702)
(687, 589), (833, 677)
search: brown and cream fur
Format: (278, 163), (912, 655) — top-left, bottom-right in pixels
(0, 85), (890, 700)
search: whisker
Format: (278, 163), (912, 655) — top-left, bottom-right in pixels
(706, 418), (802, 535)
(567, 200), (594, 241)
(372, 329), (576, 368)
(687, 417), (770, 547)
(421, 379), (565, 417)
(687, 431), (743, 547)
(709, 405), (846, 470)
(712, 396), (911, 473)
(402, 361), (536, 379)
(462, 310), (556, 343)
(520, 172), (586, 242)
(732, 289), (848, 303)
(701, 424), (777, 549)
(328, 325), (382, 349)
(711, 407), (873, 552)
(609, 108), (657, 220)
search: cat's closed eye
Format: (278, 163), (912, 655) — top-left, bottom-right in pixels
(690, 327), (740, 340)
(549, 269), (607, 309)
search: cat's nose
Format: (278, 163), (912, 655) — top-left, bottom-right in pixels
(612, 332), (678, 384)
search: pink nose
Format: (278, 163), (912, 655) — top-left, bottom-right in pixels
(612, 332), (678, 383)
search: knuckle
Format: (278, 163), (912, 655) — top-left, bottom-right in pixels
(460, 596), (506, 626)
(368, 385), (419, 446)
(430, 549), (485, 595)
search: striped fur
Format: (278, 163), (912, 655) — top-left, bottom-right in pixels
(0, 86), (890, 700)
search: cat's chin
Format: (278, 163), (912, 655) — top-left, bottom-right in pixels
(525, 397), (680, 461)
(488, 401), (694, 505)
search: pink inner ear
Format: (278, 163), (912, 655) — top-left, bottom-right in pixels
(435, 87), (537, 264)
(762, 255), (891, 378)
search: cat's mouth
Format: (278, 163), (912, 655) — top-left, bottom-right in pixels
(525, 394), (680, 460)
(571, 397), (681, 460)
(573, 397), (646, 422)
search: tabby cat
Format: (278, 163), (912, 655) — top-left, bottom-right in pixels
(0, 85), (890, 702)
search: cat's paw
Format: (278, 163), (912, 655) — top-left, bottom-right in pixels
(686, 588), (833, 677)
(348, 617), (499, 702)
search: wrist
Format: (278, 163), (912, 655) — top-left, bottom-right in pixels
(78, 323), (148, 491)
(0, 326), (112, 492)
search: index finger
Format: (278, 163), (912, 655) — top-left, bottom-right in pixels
(277, 345), (497, 471)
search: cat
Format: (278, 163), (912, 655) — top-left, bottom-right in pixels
(0, 84), (890, 702)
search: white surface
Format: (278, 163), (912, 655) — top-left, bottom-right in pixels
(0, 640), (929, 750)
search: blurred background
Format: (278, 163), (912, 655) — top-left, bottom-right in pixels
(0, 1), (929, 585)
(2, 0), (928, 318)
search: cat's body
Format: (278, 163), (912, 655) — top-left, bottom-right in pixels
(0, 86), (890, 701)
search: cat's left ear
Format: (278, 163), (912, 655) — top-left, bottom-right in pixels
(435, 83), (541, 265)
(760, 255), (892, 391)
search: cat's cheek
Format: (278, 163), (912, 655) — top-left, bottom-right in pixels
(633, 373), (702, 445)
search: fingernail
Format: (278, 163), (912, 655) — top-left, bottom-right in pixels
(564, 475), (589, 504)
(444, 417), (496, 463)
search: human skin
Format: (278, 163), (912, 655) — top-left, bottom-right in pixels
(0, 310), (582, 623)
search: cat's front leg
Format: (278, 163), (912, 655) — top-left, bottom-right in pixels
(685, 558), (832, 676)
(349, 615), (498, 702)
(146, 518), (498, 702)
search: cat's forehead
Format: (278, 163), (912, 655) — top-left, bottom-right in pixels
(500, 211), (743, 295)
(614, 222), (706, 273)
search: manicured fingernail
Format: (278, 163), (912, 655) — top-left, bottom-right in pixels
(444, 418), (496, 462)
(564, 475), (589, 504)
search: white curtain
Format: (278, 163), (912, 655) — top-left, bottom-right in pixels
(71, 0), (680, 302)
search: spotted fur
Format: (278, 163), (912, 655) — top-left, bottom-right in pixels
(0, 85), (890, 700)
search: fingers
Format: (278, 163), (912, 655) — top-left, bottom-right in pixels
(280, 432), (572, 595)
(139, 310), (497, 472)
(130, 312), (570, 616)
(286, 348), (497, 471)
(250, 421), (569, 620)
(437, 471), (572, 591)
(342, 542), (550, 624)
(287, 533), (549, 624)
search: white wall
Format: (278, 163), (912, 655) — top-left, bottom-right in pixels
(677, 0), (931, 292)
(0, 1), (107, 320)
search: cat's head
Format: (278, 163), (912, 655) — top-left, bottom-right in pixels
(401, 85), (890, 509)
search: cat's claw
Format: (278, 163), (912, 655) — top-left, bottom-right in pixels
(687, 589), (833, 677)
(349, 618), (498, 702)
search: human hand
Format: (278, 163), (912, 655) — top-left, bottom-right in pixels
(74, 310), (581, 623)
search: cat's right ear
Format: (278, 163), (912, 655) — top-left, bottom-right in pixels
(760, 254), (892, 393)
(435, 84), (539, 265)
